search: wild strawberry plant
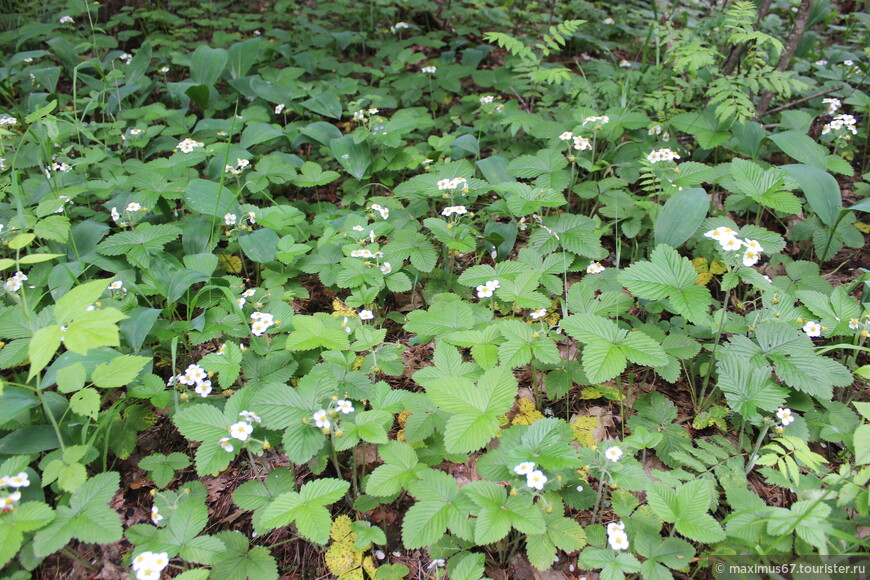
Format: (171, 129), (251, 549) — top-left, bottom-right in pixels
(0, 0), (869, 578)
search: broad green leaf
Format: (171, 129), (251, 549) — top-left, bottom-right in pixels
(33, 472), (122, 557)
(654, 188), (708, 249)
(782, 164), (841, 226)
(91, 355), (150, 389)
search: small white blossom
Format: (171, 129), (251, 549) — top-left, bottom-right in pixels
(441, 205), (468, 217)
(223, 213), (237, 226)
(742, 249), (761, 267)
(370, 203), (389, 219)
(802, 320), (822, 337)
(336, 399), (355, 414)
(391, 22), (410, 32)
(526, 469), (548, 490)
(380, 262), (392, 274)
(229, 421), (254, 441)
(582, 115), (609, 128)
(194, 380), (212, 397)
(514, 462), (536, 475)
(586, 261), (605, 274)
(0, 116), (17, 126)
(559, 131), (573, 140)
(219, 437), (234, 453)
(313, 409), (330, 429)
(59, 15), (74, 24)
(822, 97), (841, 114)
(359, 309), (374, 320)
(720, 237), (743, 252)
(159, 66), (170, 73)
(608, 529), (630, 550)
(175, 138), (204, 153)
(150, 506), (163, 524)
(776, 407), (795, 426)
(573, 135), (592, 151)
(604, 446), (623, 462)
(476, 284), (493, 299)
(421, 65), (437, 73)
(619, 59), (632, 67)
(274, 103), (286, 114)
(240, 410), (262, 423)
(530, 308), (547, 320)
(646, 148), (680, 163)
(6, 472), (30, 488)
(118, 53), (133, 65)
(603, 17), (615, 24)
(480, 95), (495, 104)
(849, 318), (860, 330)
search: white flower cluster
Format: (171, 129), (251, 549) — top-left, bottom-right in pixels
(437, 177), (468, 191)
(648, 125), (662, 136)
(175, 138), (204, 153)
(822, 113), (858, 136)
(476, 279), (499, 299)
(704, 227), (764, 267)
(118, 53), (133, 65)
(225, 158), (250, 176)
(150, 505), (162, 524)
(351, 108), (380, 122)
(513, 462), (548, 490)
(175, 363), (213, 397)
(369, 203), (389, 220)
(159, 66), (170, 73)
(619, 59), (632, 68)
(582, 115), (609, 129)
(603, 17), (615, 24)
(350, 248), (383, 259)
(274, 103), (286, 114)
(0, 158), (7, 171)
(421, 65), (437, 74)
(0, 471), (30, 512)
(607, 521), (629, 550)
(59, 15), (74, 24)
(218, 410), (262, 452)
(441, 205), (467, 217)
(4, 271), (27, 292)
(646, 148), (680, 163)
(572, 134), (591, 150)
(54, 195), (73, 213)
(131, 551), (169, 580)
(822, 97), (841, 115)
(50, 161), (71, 173)
(312, 398), (355, 432)
(390, 22), (411, 32)
(586, 261), (605, 274)
(250, 311), (275, 336)
(480, 95), (495, 105)
(0, 115), (17, 126)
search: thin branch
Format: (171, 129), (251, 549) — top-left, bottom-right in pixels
(763, 84), (845, 117)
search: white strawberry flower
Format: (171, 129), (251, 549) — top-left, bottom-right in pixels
(336, 399), (355, 414)
(586, 261), (605, 274)
(513, 462), (536, 475)
(802, 320), (822, 337)
(229, 421), (254, 441)
(604, 446), (623, 462)
(776, 407), (795, 426)
(526, 469), (548, 490)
